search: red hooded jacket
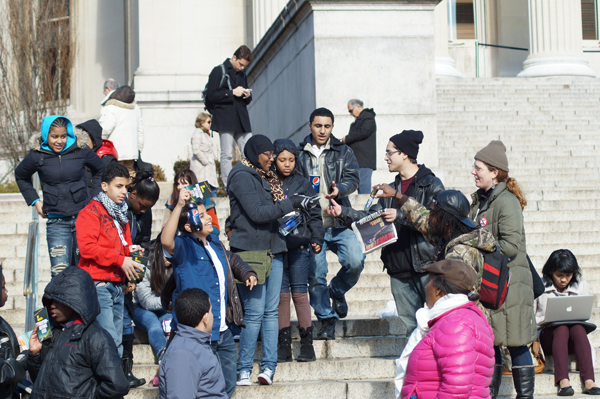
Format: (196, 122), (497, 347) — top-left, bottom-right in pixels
(76, 200), (130, 282)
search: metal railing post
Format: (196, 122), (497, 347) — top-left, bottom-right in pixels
(23, 174), (40, 331)
(475, 41), (479, 78)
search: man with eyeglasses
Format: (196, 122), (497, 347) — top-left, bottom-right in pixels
(342, 99), (376, 194)
(296, 107), (364, 340)
(205, 45), (254, 188)
(326, 130), (444, 335)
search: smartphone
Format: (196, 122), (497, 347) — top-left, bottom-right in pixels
(310, 196), (321, 205)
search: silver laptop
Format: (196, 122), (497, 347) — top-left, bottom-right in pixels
(540, 295), (594, 324)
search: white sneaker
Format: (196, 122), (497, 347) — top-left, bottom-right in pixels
(236, 371), (252, 386)
(257, 368), (275, 385)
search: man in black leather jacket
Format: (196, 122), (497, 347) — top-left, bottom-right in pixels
(328, 130), (444, 335)
(296, 108), (364, 340)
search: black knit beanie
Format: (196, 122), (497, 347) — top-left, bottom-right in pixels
(474, 140), (509, 173)
(389, 130), (423, 160)
(243, 134), (274, 168)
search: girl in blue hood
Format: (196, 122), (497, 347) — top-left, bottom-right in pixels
(15, 115), (105, 277)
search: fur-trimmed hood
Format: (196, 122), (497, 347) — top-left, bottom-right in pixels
(29, 128), (90, 152)
(103, 99), (136, 109)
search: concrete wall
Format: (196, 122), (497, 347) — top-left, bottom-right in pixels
(248, 0), (441, 186)
(133, 0), (247, 180)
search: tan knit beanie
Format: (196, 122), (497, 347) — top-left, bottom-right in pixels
(474, 140), (509, 173)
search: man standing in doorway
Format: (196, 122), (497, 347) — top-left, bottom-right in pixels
(343, 99), (376, 194)
(296, 107), (364, 340)
(206, 45), (254, 188)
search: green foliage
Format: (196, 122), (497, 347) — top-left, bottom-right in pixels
(0, 181), (20, 193)
(152, 164), (167, 182)
(173, 159), (191, 177)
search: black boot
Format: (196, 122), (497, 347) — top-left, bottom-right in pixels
(277, 327), (292, 362)
(122, 334), (146, 389)
(297, 326), (316, 362)
(315, 318), (336, 340)
(512, 366), (535, 399)
(490, 364), (503, 398)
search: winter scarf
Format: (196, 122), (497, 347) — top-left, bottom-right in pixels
(94, 192), (129, 226)
(241, 158), (285, 202)
(394, 293), (471, 397)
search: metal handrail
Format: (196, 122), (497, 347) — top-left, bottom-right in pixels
(475, 42), (529, 78)
(23, 174), (40, 331)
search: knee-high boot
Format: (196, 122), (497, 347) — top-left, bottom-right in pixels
(122, 334), (146, 388)
(512, 366), (535, 399)
(490, 364), (503, 398)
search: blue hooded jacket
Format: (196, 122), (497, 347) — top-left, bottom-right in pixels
(15, 116), (105, 216)
(39, 115), (76, 154)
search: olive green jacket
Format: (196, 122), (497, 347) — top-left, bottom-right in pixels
(469, 182), (536, 347)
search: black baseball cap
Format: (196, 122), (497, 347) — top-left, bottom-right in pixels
(433, 190), (476, 228)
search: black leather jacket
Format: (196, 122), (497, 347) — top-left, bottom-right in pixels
(338, 165), (444, 277)
(0, 316), (26, 399)
(296, 134), (360, 228)
(27, 266), (130, 399)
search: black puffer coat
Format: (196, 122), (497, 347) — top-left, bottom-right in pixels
(345, 108), (376, 170)
(27, 266), (129, 399)
(126, 197), (153, 252)
(273, 139), (325, 249)
(15, 124), (104, 216)
(0, 316), (26, 399)
(205, 59), (252, 133)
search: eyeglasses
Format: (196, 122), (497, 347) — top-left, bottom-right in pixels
(384, 150), (401, 158)
(472, 164), (483, 173)
(263, 152), (276, 160)
(348, 108), (355, 114)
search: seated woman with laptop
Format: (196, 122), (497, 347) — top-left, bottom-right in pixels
(534, 249), (599, 396)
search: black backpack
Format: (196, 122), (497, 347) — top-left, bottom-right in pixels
(202, 64), (232, 112)
(478, 246), (511, 310)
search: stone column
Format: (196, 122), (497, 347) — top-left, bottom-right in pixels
(518, 0), (596, 78)
(434, 0), (462, 78)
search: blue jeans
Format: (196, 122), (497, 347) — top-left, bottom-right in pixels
(237, 254), (283, 373)
(46, 216), (79, 278)
(123, 306), (134, 335)
(95, 282), (124, 357)
(281, 246), (311, 294)
(494, 345), (533, 367)
(390, 274), (429, 336)
(133, 305), (170, 355)
(308, 227), (365, 320)
(358, 168), (374, 194)
(210, 328), (237, 398)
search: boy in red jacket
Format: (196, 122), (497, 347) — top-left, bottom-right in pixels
(77, 163), (143, 356)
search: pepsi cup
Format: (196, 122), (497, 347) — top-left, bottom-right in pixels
(310, 175), (320, 194)
(184, 202), (203, 232)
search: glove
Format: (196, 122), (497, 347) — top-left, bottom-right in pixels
(289, 194), (314, 210)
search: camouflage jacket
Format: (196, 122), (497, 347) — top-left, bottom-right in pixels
(399, 196), (497, 289)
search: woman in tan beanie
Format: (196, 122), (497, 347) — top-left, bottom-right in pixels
(469, 140), (536, 399)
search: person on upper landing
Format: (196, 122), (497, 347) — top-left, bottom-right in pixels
(15, 115), (105, 277)
(342, 99), (376, 194)
(205, 45), (254, 188)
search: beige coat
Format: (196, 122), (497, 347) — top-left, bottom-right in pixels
(190, 128), (218, 188)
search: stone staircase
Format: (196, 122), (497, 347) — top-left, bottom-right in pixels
(2, 78), (600, 398)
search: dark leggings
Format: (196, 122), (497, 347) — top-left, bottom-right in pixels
(539, 324), (594, 384)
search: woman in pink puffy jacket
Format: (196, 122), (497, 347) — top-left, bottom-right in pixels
(397, 259), (495, 399)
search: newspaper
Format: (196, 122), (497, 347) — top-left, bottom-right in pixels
(351, 210), (398, 254)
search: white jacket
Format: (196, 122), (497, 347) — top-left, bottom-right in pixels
(99, 99), (144, 161)
(190, 128), (219, 188)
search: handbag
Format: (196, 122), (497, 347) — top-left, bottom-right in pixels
(527, 255), (545, 299)
(501, 341), (545, 375)
(234, 251), (273, 284)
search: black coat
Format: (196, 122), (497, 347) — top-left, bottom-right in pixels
(126, 198), (153, 252)
(15, 132), (104, 216)
(27, 266), (129, 399)
(345, 108), (376, 170)
(227, 163), (294, 255)
(0, 316), (26, 399)
(338, 165), (444, 277)
(206, 59), (252, 133)
(296, 134), (360, 228)
(77, 120), (119, 193)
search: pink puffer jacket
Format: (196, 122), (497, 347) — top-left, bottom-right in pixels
(401, 302), (495, 399)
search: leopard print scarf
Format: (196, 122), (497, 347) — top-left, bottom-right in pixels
(241, 158), (285, 202)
